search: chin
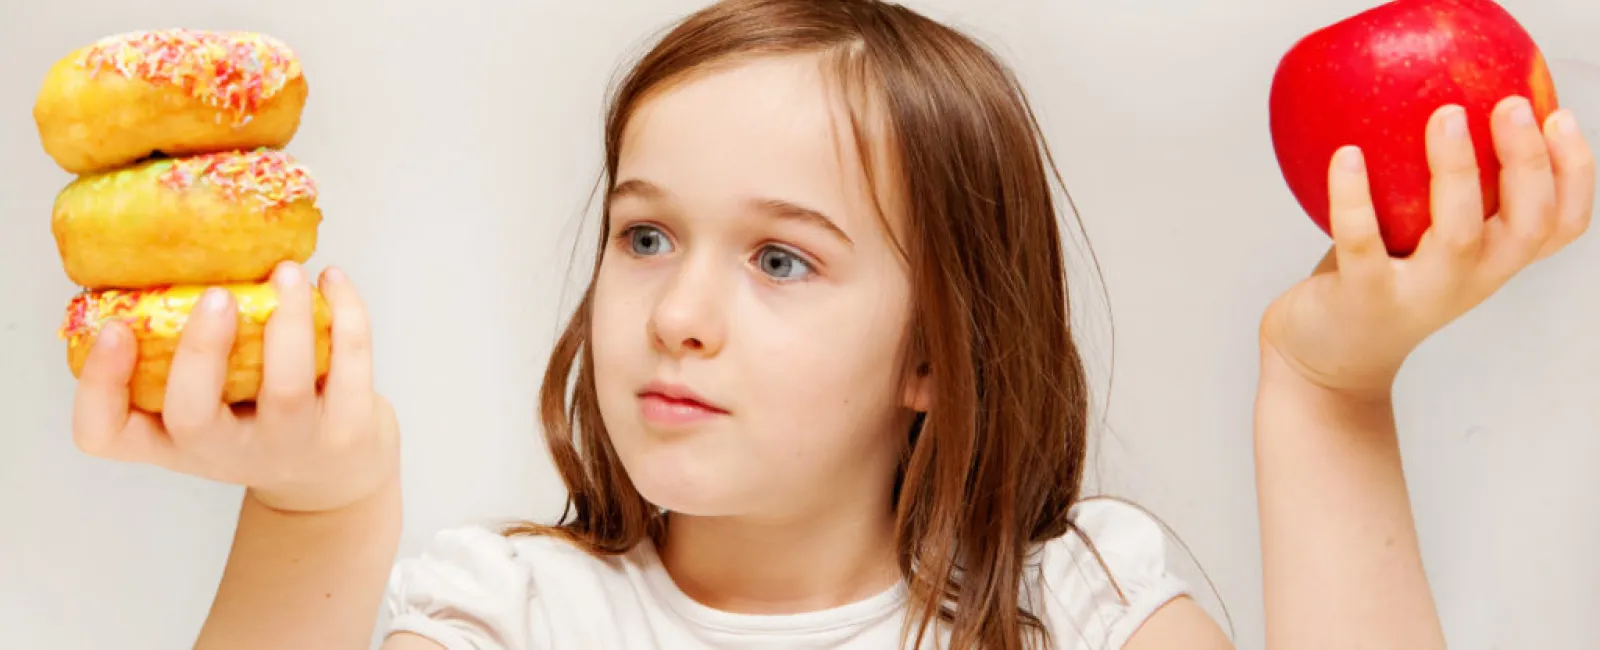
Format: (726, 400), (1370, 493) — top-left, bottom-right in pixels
(625, 452), (750, 517)
(600, 412), (749, 518)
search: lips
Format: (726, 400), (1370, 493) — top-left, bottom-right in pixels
(638, 380), (727, 413)
(637, 380), (728, 427)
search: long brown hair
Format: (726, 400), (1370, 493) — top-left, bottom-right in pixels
(509, 1), (1103, 647)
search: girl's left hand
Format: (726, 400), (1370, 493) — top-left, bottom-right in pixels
(1260, 97), (1594, 397)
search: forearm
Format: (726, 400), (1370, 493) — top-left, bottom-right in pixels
(1252, 347), (1445, 650)
(194, 475), (403, 650)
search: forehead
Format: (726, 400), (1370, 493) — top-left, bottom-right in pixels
(615, 54), (901, 238)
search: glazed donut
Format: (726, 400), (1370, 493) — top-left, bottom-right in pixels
(34, 29), (307, 175)
(61, 282), (332, 414)
(53, 148), (321, 290)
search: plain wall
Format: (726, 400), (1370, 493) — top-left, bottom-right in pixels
(2, 1), (1598, 648)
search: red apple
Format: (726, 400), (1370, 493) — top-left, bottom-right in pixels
(1268, 0), (1559, 256)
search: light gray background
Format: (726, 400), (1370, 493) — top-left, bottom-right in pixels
(2, 1), (1597, 648)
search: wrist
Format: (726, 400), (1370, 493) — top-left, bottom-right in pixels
(1256, 344), (1401, 453)
(1258, 341), (1397, 408)
(247, 466), (401, 518)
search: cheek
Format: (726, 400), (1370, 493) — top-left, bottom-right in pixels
(589, 265), (651, 391)
(738, 284), (913, 456)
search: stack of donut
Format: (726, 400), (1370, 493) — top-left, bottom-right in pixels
(34, 29), (332, 413)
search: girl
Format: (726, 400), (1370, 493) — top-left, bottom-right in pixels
(68, 0), (1593, 649)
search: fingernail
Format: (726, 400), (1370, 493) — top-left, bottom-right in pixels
(1443, 106), (1468, 139)
(274, 262), (303, 290)
(1554, 110), (1578, 136)
(322, 266), (346, 286)
(1338, 146), (1365, 172)
(200, 287), (231, 313)
(1511, 98), (1535, 126)
(94, 324), (123, 351)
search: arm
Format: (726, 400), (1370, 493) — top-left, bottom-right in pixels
(1126, 350), (1447, 650)
(1252, 351), (1443, 649)
(1124, 597), (1235, 650)
(193, 477), (405, 650)
(69, 265), (411, 650)
(1251, 99), (1591, 648)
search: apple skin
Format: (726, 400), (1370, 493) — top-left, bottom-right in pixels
(1269, 0), (1559, 256)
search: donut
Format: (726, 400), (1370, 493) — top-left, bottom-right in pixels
(61, 282), (333, 414)
(53, 148), (321, 290)
(34, 29), (307, 175)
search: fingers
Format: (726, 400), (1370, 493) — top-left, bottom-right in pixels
(71, 321), (174, 466)
(1480, 96), (1559, 282)
(1327, 145), (1391, 287)
(1543, 109), (1595, 257)
(72, 322), (136, 453)
(259, 262), (320, 420)
(1414, 105), (1486, 276)
(162, 287), (239, 438)
(319, 266), (375, 417)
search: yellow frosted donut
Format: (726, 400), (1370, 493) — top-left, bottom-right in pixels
(33, 29), (308, 175)
(61, 283), (332, 414)
(52, 149), (321, 290)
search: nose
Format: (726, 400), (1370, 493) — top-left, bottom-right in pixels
(649, 258), (726, 358)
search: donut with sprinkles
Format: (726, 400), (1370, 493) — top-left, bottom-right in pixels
(33, 29), (309, 175)
(59, 282), (333, 413)
(51, 148), (322, 290)
(36, 28), (325, 413)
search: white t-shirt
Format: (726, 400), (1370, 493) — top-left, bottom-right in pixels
(382, 499), (1187, 649)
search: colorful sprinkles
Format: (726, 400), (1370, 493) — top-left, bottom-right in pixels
(158, 149), (318, 210)
(59, 284), (282, 342)
(60, 289), (158, 341)
(78, 29), (301, 125)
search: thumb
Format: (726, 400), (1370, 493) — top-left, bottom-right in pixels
(72, 322), (137, 456)
(71, 321), (173, 465)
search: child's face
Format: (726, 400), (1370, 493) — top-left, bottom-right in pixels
(590, 54), (921, 520)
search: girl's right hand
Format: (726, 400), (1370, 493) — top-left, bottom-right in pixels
(69, 262), (400, 514)
(1259, 98), (1593, 397)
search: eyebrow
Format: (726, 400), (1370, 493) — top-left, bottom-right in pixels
(610, 178), (854, 247)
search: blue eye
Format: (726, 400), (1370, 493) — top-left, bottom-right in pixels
(756, 246), (813, 281)
(626, 226), (673, 256)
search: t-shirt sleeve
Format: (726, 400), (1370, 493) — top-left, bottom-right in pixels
(383, 526), (535, 650)
(1033, 498), (1191, 650)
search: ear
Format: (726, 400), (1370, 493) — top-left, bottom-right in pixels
(901, 362), (934, 412)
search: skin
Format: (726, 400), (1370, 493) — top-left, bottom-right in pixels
(65, 57), (1593, 650)
(1252, 97), (1593, 649)
(71, 263), (402, 650)
(592, 55), (918, 612)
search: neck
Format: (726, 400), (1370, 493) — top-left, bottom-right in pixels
(659, 494), (902, 615)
